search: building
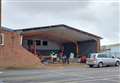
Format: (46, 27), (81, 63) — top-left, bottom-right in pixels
(0, 24), (102, 68)
(101, 43), (120, 58)
(16, 24), (102, 58)
(0, 27), (41, 68)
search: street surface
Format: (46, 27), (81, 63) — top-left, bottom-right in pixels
(0, 66), (120, 83)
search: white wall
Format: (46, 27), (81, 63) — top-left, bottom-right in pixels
(103, 45), (120, 58)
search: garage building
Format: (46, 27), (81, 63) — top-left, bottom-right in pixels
(16, 24), (102, 58)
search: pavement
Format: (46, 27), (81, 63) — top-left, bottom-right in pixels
(0, 64), (120, 83)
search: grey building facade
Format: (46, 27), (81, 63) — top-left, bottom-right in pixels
(102, 43), (120, 58)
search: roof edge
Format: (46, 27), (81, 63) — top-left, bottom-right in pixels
(1, 26), (14, 32)
(15, 24), (102, 39)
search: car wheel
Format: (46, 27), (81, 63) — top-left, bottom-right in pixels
(115, 61), (120, 66)
(98, 62), (103, 68)
(89, 65), (93, 68)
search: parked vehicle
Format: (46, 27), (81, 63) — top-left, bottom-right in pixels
(86, 53), (120, 68)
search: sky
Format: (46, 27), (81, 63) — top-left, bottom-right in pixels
(1, 0), (120, 45)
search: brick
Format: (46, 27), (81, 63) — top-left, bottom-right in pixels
(0, 28), (42, 68)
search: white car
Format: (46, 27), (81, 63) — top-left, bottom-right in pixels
(86, 53), (120, 68)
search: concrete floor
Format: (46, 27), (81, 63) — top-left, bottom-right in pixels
(0, 65), (120, 83)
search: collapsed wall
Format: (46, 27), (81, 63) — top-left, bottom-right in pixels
(0, 28), (42, 68)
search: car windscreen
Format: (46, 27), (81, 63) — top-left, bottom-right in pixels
(89, 54), (96, 59)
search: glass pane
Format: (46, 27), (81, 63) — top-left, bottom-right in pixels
(36, 40), (41, 45)
(27, 40), (33, 46)
(43, 41), (48, 46)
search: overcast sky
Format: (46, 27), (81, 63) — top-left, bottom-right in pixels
(1, 0), (120, 45)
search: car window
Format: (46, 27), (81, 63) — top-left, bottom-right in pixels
(90, 54), (96, 58)
(107, 55), (112, 58)
(97, 54), (107, 58)
(107, 54), (115, 58)
(97, 54), (103, 58)
(102, 54), (107, 58)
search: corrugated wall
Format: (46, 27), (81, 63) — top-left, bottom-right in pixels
(78, 40), (97, 56)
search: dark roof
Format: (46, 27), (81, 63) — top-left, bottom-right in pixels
(15, 24), (102, 39)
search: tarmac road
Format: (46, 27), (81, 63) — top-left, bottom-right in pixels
(0, 66), (120, 83)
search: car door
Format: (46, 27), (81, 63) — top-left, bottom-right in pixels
(106, 54), (115, 65)
(110, 55), (116, 65)
(102, 54), (110, 66)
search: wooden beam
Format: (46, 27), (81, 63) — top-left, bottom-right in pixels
(23, 32), (74, 44)
(96, 39), (100, 52)
(75, 42), (79, 57)
(20, 35), (23, 45)
(33, 40), (37, 55)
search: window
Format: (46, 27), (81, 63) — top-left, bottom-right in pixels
(90, 54), (96, 58)
(107, 54), (113, 58)
(36, 40), (41, 45)
(97, 54), (107, 58)
(27, 40), (33, 46)
(102, 54), (107, 58)
(42, 41), (48, 46)
(97, 54), (103, 58)
(0, 33), (4, 45)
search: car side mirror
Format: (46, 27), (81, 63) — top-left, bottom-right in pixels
(112, 56), (115, 58)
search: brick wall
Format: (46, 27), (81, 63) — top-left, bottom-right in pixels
(0, 28), (42, 68)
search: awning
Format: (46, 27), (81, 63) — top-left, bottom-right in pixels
(16, 24), (102, 43)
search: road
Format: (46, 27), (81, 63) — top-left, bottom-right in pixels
(0, 66), (120, 83)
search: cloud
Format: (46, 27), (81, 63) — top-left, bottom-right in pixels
(2, 0), (120, 45)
